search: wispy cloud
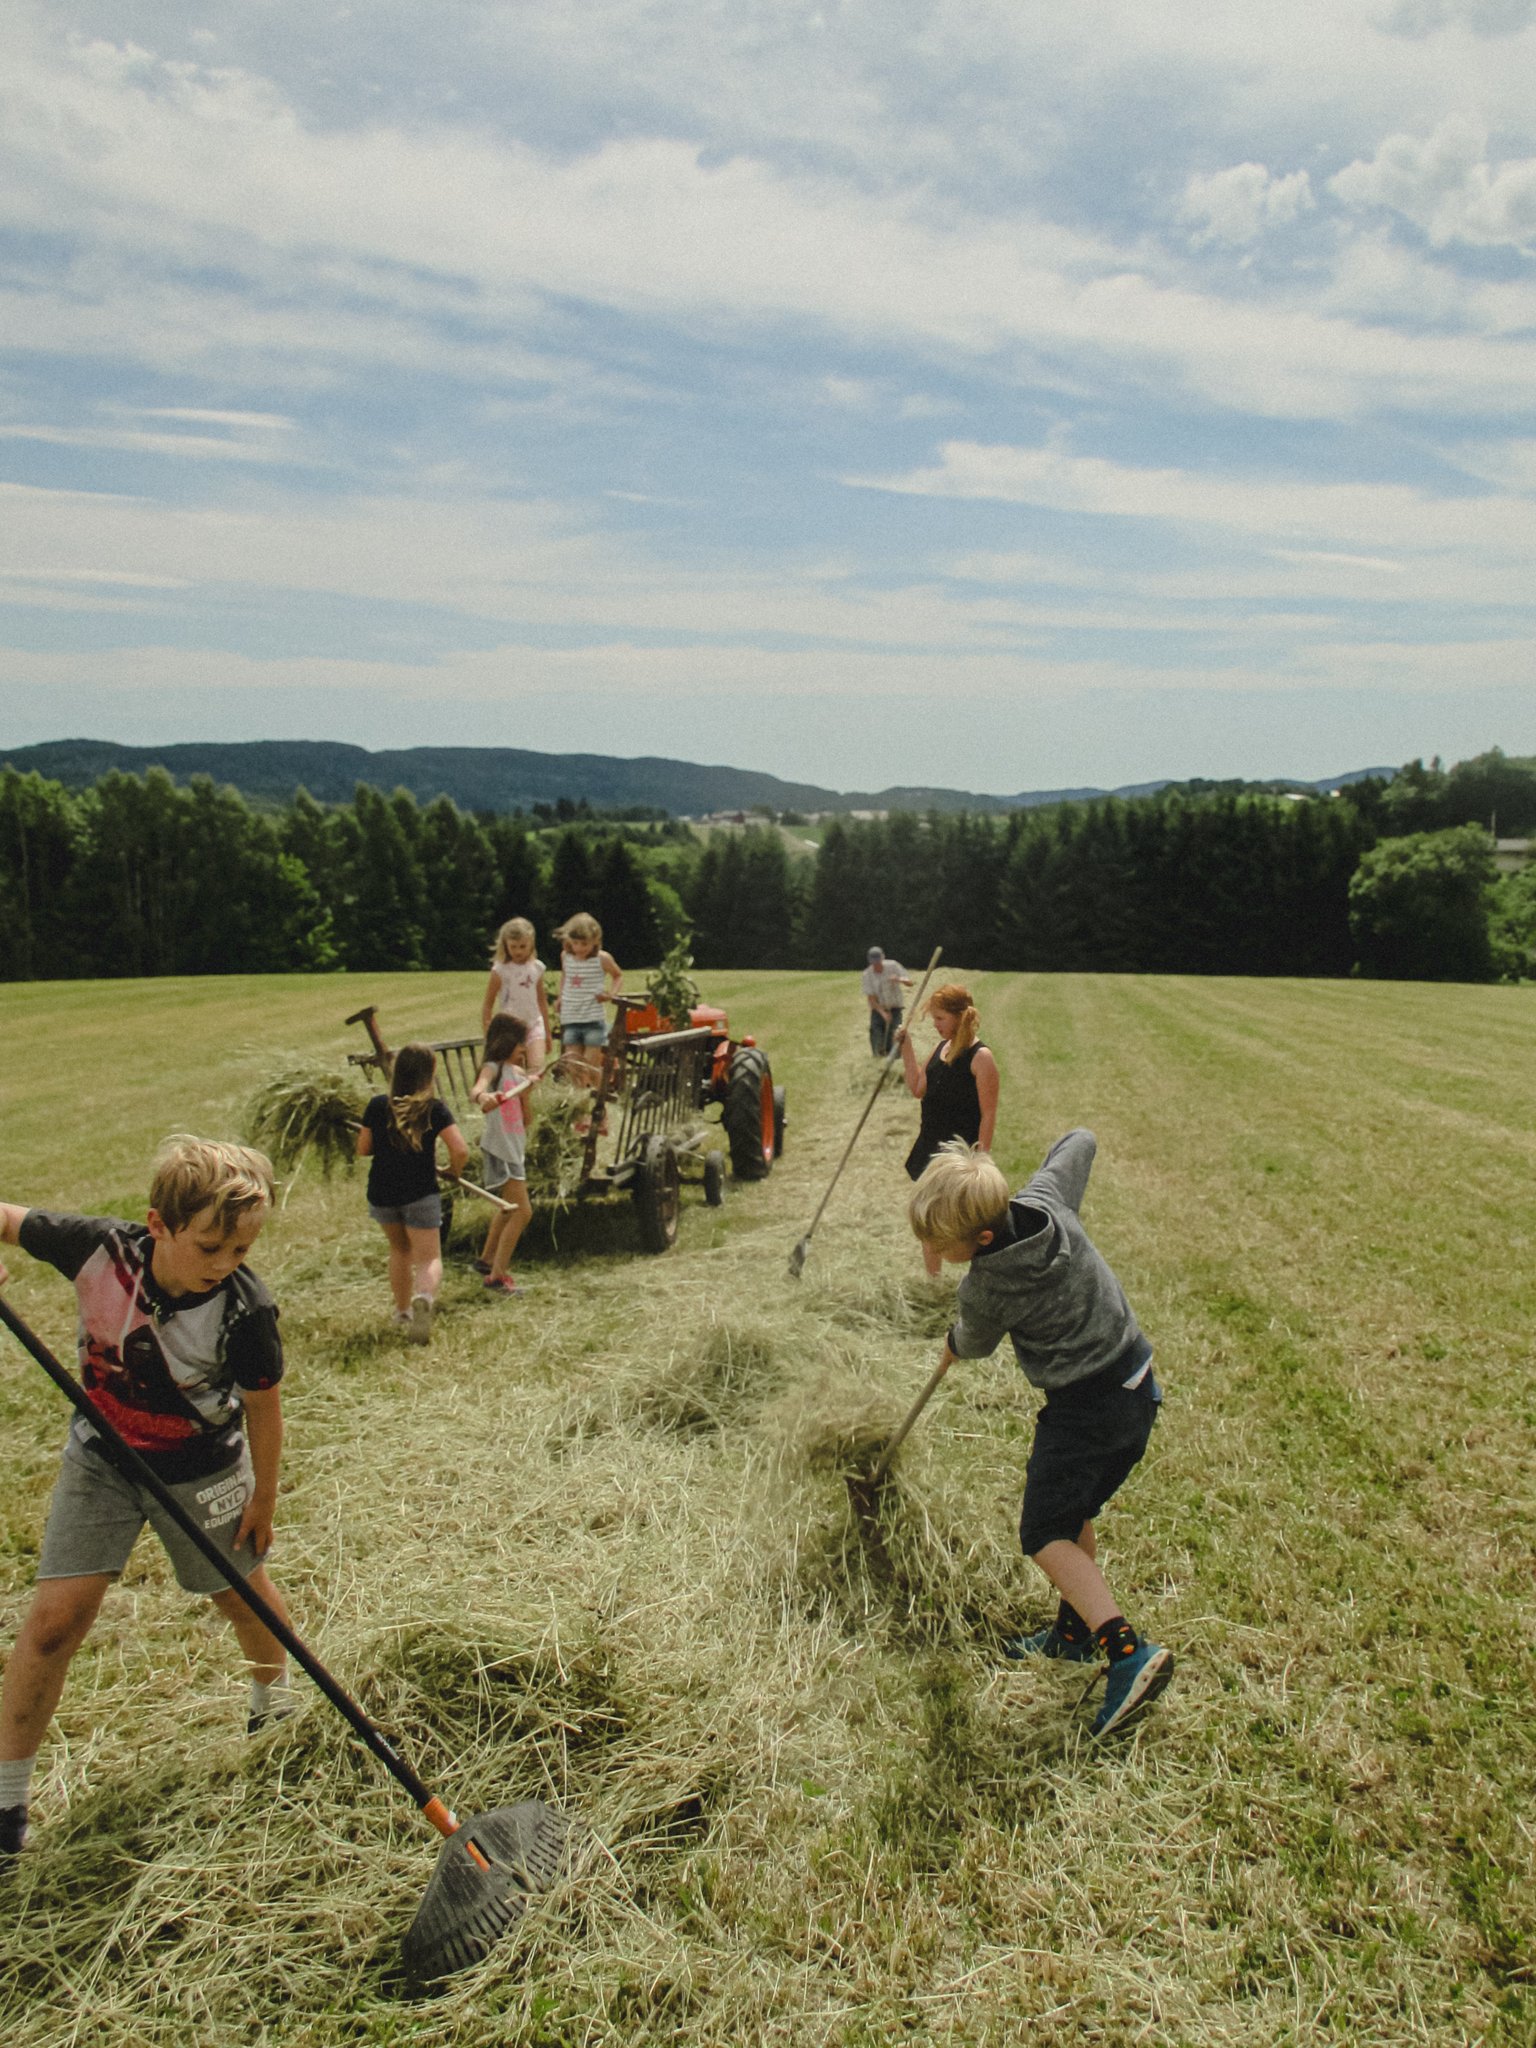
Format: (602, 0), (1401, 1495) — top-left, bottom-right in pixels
(848, 440), (1536, 557)
(0, 416), (299, 463)
(1, 2), (1535, 784)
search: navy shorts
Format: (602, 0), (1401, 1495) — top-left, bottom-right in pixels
(1018, 1356), (1161, 1555)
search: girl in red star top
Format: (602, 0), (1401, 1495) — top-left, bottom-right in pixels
(897, 983), (1001, 1279)
(470, 1013), (539, 1297)
(356, 1043), (470, 1345)
(0, 1136), (296, 1859)
(481, 917), (552, 1075)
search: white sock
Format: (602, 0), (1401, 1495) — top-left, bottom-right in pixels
(249, 1675), (293, 1719)
(0, 1755), (38, 1809)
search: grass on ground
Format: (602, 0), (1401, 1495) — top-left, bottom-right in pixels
(0, 968), (1533, 2045)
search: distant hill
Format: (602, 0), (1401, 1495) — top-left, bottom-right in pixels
(0, 737), (1394, 817)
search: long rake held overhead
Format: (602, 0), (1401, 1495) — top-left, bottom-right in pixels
(0, 1294), (567, 1982)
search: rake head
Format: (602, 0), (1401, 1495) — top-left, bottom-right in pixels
(787, 1235), (811, 1279)
(401, 1801), (569, 1983)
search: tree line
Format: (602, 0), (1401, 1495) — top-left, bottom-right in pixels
(1, 751), (1533, 985)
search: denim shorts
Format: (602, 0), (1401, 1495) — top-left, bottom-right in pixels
(482, 1130), (527, 1184)
(1018, 1355), (1162, 1555)
(561, 1018), (607, 1048)
(39, 1440), (260, 1594)
(368, 1193), (443, 1229)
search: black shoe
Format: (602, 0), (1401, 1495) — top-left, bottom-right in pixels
(0, 1806), (28, 1856)
(247, 1696), (297, 1737)
(1001, 1624), (1098, 1664)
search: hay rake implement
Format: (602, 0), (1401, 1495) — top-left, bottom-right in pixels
(345, 994), (783, 1255)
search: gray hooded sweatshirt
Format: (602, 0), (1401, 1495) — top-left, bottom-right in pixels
(948, 1129), (1149, 1393)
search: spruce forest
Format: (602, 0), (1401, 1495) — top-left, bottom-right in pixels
(0, 749), (1533, 985)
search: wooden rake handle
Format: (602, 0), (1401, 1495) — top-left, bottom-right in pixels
(869, 1347), (954, 1486)
(789, 943), (943, 1271)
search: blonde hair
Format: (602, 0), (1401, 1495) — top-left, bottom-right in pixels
(492, 917), (536, 965)
(929, 982), (979, 1057)
(555, 911), (601, 950)
(150, 1135), (275, 1235)
(908, 1139), (1008, 1250)
(386, 1043), (439, 1152)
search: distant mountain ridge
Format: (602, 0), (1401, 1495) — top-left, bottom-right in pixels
(0, 737), (1393, 817)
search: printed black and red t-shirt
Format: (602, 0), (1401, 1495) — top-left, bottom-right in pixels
(18, 1212), (284, 1481)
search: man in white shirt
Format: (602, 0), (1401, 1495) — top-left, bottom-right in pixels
(860, 946), (911, 1056)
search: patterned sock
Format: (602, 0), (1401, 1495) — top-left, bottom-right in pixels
(1054, 1600), (1090, 1644)
(1094, 1616), (1140, 1663)
(0, 1755), (37, 1810)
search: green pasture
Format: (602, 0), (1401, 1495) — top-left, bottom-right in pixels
(0, 970), (1533, 2045)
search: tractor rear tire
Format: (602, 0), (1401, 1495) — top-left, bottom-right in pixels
(772, 1084), (786, 1159)
(724, 1047), (774, 1180)
(633, 1134), (682, 1253)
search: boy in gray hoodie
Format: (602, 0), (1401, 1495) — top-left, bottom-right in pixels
(909, 1130), (1173, 1737)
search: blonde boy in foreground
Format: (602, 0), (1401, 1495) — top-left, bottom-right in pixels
(0, 1137), (295, 1856)
(910, 1132), (1174, 1737)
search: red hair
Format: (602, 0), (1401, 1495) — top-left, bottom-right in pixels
(928, 983), (979, 1056)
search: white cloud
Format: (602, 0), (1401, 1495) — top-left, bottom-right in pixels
(817, 376), (880, 411)
(3, 20), (1534, 432)
(1331, 117), (1536, 248)
(0, 566), (191, 588)
(1181, 163), (1315, 246)
(850, 439), (1536, 558)
(1386, 0), (1536, 38)
(0, 420), (300, 464)
(3, 630), (1532, 715)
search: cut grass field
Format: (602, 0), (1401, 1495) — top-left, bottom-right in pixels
(1, 969), (1533, 2046)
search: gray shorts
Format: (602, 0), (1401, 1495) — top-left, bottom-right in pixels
(369, 1194), (443, 1229)
(38, 1441), (261, 1595)
(482, 1130), (527, 1183)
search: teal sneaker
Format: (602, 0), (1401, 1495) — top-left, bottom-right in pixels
(1092, 1642), (1173, 1736)
(1001, 1624), (1097, 1664)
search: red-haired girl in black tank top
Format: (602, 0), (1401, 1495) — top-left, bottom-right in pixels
(897, 983), (1001, 1278)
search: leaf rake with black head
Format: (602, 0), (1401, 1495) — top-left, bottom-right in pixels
(0, 1296), (569, 1984)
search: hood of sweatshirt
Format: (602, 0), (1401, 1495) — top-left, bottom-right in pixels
(949, 1194), (1144, 1392)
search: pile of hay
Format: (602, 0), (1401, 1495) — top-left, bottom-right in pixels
(244, 1065), (368, 1175)
(521, 1078), (592, 1209)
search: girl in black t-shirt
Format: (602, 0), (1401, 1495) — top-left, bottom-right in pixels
(356, 1043), (469, 1344)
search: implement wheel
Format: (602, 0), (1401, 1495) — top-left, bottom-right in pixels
(772, 1084), (786, 1159)
(703, 1150), (726, 1207)
(724, 1047), (774, 1181)
(633, 1134), (682, 1253)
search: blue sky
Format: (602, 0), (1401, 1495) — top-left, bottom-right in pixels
(2, 0), (1535, 796)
